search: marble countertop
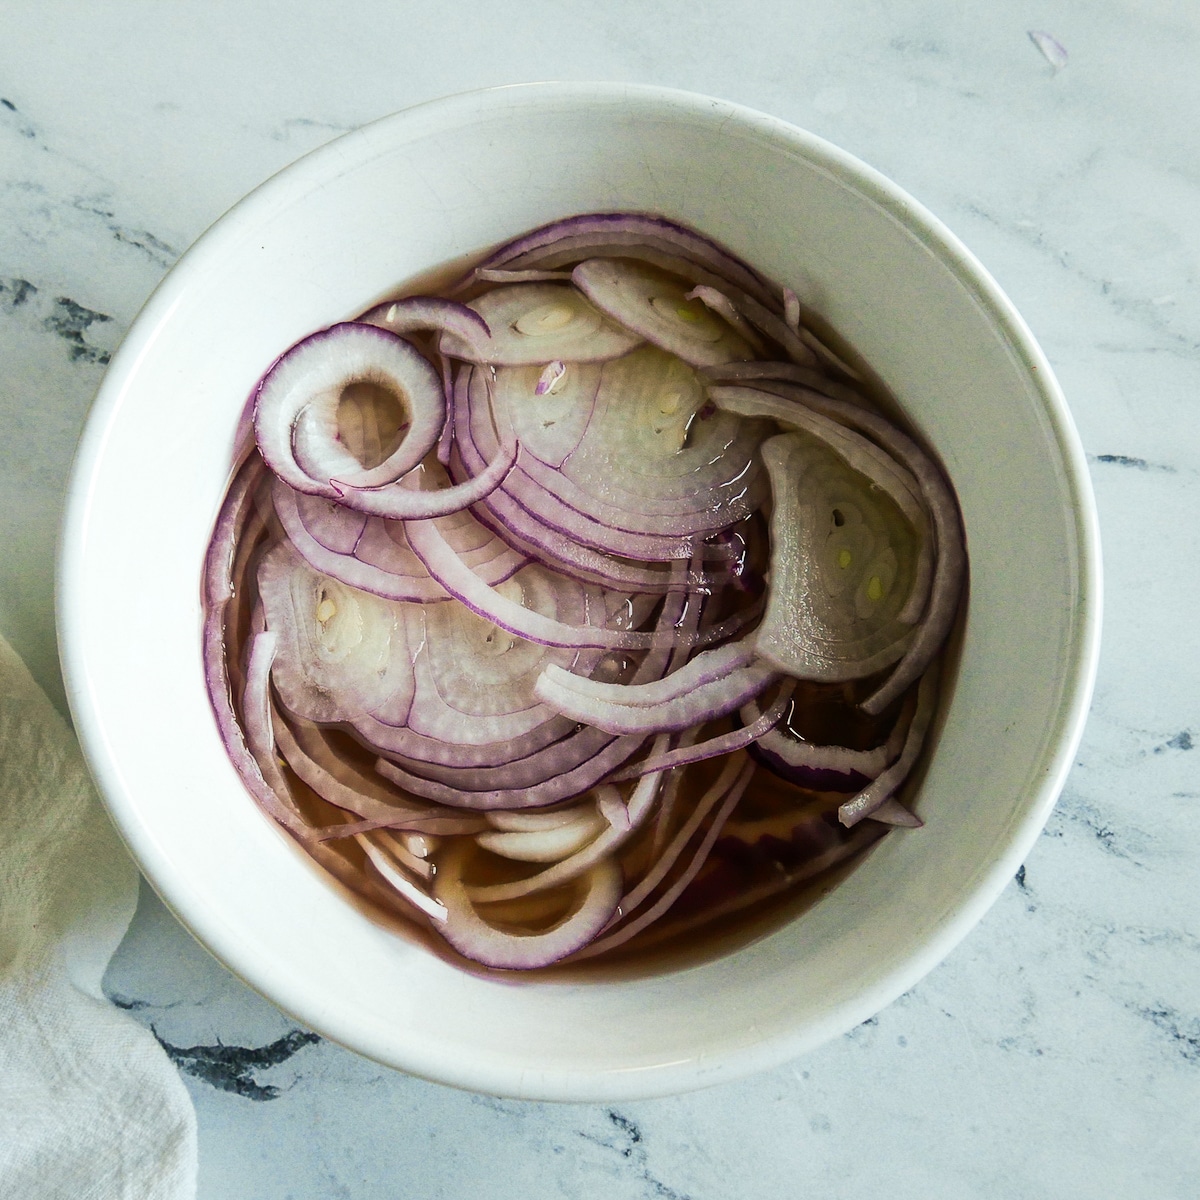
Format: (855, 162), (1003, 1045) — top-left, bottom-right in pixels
(2, 3), (1197, 1196)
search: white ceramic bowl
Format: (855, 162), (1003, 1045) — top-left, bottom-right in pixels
(58, 83), (1101, 1100)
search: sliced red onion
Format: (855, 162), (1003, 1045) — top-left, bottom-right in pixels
(368, 587), (685, 795)
(356, 835), (447, 922)
(596, 784), (631, 832)
(478, 354), (766, 536)
(519, 237), (809, 366)
(534, 360), (567, 396)
(271, 479), (449, 603)
(204, 501), (311, 843)
(291, 489), (367, 554)
(838, 671), (938, 827)
(535, 660), (778, 736)
(359, 511), (523, 597)
(326, 440), (519, 521)
(273, 716), (486, 835)
(459, 485), (703, 592)
(464, 748), (667, 902)
(474, 267), (574, 284)
(711, 384), (934, 626)
(376, 727), (648, 810)
(783, 287), (801, 333)
(478, 213), (780, 313)
(403, 514), (669, 651)
(434, 843), (622, 969)
(475, 808), (607, 862)
(573, 260), (754, 367)
(700, 359), (873, 410)
(358, 295), (491, 351)
(254, 322), (445, 497)
(635, 822), (886, 950)
(240, 632), (440, 921)
(203, 454), (262, 610)
(494, 226), (859, 377)
(452, 401), (709, 590)
(748, 431), (923, 683)
(256, 541), (415, 726)
(609, 680), (795, 780)
(648, 730), (698, 858)
(492, 359), (600, 469)
(609, 753), (746, 922)
(718, 379), (966, 713)
(369, 830), (435, 879)
(208, 211), (964, 970)
(710, 386), (928, 539)
(486, 802), (596, 832)
(751, 687), (913, 789)
(867, 798), (924, 828)
(684, 285), (766, 354)
(402, 637), (557, 746)
(539, 638), (757, 711)
(439, 283), (641, 365)
(573, 755), (754, 957)
(396, 572), (603, 747)
(378, 720), (617, 791)
(459, 365), (747, 558)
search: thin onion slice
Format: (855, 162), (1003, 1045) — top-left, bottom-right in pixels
(474, 267), (574, 284)
(434, 845), (621, 969)
(254, 322), (445, 496)
(404, 514), (670, 652)
(750, 687), (914, 790)
(684, 285), (767, 354)
(459, 362), (758, 558)
(573, 260), (754, 367)
(256, 541), (415, 726)
(486, 801), (597, 832)
(539, 638), (757, 711)
(609, 680), (795, 781)
(359, 295), (491, 351)
(535, 660), (778, 736)
(701, 359), (873, 410)
(464, 748), (667, 903)
(439, 283), (641, 364)
(477, 213), (781, 313)
(572, 755), (755, 958)
(750, 431), (922, 682)
(475, 808), (608, 862)
(725, 379), (966, 714)
(492, 359), (601, 469)
(326, 441), (519, 521)
(271, 479), (448, 603)
(273, 716), (486, 836)
(205, 541), (309, 842)
(838, 671), (938, 827)
(356, 835), (447, 922)
(238, 630), (432, 924)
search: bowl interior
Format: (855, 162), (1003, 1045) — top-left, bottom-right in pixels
(59, 83), (1099, 1100)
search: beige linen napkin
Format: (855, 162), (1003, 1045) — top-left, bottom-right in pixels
(0, 633), (197, 1198)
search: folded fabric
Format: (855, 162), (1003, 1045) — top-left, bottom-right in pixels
(0, 633), (197, 1199)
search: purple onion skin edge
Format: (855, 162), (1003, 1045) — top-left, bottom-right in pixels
(747, 739), (872, 794)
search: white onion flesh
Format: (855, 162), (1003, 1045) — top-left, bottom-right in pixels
(440, 283), (642, 365)
(753, 432), (920, 682)
(254, 323), (445, 497)
(573, 259), (755, 368)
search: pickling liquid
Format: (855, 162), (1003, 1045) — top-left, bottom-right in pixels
(213, 240), (963, 980)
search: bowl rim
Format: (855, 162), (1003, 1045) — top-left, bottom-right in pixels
(57, 80), (1102, 1099)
